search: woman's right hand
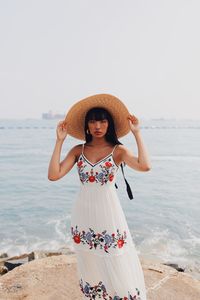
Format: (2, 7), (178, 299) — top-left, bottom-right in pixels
(56, 120), (68, 141)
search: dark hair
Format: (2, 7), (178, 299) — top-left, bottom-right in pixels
(84, 107), (134, 200)
(84, 107), (122, 146)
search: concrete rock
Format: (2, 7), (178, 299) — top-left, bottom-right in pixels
(0, 254), (199, 300)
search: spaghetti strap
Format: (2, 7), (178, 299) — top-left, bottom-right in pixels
(111, 144), (118, 154)
(82, 143), (85, 155)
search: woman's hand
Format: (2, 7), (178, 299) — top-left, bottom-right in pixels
(127, 114), (140, 134)
(56, 120), (68, 141)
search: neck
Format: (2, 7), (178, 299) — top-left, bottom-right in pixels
(87, 137), (109, 146)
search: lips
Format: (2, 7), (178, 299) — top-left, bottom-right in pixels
(95, 131), (102, 134)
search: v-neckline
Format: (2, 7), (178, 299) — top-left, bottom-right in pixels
(81, 152), (113, 167)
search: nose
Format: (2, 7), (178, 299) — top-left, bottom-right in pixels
(95, 121), (101, 128)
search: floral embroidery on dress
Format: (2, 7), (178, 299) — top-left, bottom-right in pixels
(71, 225), (127, 253)
(79, 278), (141, 300)
(77, 156), (116, 185)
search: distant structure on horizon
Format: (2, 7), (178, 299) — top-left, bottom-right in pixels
(42, 110), (65, 120)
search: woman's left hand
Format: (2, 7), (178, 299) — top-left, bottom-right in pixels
(127, 114), (140, 134)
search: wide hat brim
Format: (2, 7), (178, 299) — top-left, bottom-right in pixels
(64, 93), (131, 140)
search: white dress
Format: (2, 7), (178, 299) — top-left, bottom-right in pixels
(70, 143), (147, 300)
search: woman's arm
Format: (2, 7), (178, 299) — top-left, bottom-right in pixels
(48, 139), (64, 180)
(48, 140), (78, 181)
(121, 114), (151, 172)
(47, 120), (78, 181)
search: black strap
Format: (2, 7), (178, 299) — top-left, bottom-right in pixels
(115, 163), (134, 200)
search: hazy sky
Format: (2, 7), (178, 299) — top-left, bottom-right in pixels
(0, 0), (200, 119)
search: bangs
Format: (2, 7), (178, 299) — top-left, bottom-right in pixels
(86, 107), (109, 121)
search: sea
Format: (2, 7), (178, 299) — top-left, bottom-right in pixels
(0, 118), (200, 277)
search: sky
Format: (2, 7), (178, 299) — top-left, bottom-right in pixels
(0, 0), (200, 119)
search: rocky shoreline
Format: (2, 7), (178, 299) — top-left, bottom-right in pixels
(0, 247), (200, 299)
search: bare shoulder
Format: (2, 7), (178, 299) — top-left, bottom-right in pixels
(115, 144), (129, 155)
(115, 144), (137, 160)
(116, 144), (126, 150)
(71, 143), (83, 152)
(69, 143), (83, 162)
(113, 144), (128, 166)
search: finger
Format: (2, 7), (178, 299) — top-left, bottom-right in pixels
(128, 114), (136, 119)
(131, 117), (138, 123)
(130, 114), (138, 119)
(131, 116), (138, 121)
(60, 120), (67, 125)
(128, 116), (136, 123)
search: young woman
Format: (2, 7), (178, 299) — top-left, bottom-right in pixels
(48, 94), (151, 300)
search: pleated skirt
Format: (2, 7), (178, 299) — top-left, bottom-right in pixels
(70, 184), (147, 300)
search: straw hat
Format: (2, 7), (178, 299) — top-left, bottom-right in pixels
(64, 93), (131, 140)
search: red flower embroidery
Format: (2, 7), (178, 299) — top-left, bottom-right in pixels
(89, 175), (95, 182)
(77, 161), (83, 167)
(105, 161), (112, 168)
(73, 235), (81, 243)
(71, 226), (127, 253)
(117, 239), (125, 248)
(77, 156), (117, 185)
(109, 174), (114, 181)
(79, 278), (141, 299)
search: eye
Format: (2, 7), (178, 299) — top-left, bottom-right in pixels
(101, 119), (107, 123)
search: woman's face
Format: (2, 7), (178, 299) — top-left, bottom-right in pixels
(88, 118), (109, 138)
